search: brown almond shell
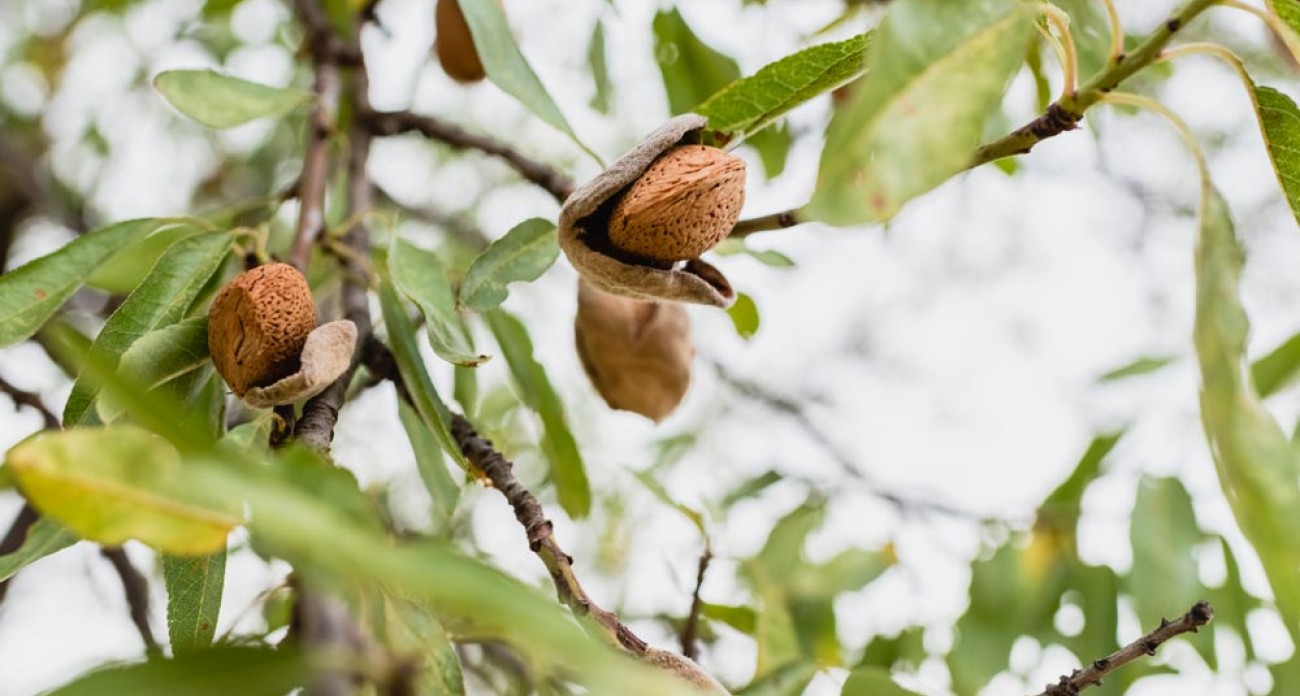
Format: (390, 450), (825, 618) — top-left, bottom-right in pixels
(207, 263), (318, 397)
(558, 114), (736, 308)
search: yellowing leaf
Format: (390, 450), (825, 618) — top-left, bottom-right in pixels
(6, 426), (239, 555)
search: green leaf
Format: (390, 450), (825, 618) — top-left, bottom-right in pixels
(701, 602), (757, 635)
(381, 598), (466, 696)
(398, 398), (461, 528)
(792, 548), (891, 598)
(453, 0), (598, 161)
(0, 515), (78, 582)
(5, 426), (239, 554)
(653, 8), (741, 116)
(391, 239), (487, 367)
(163, 550), (227, 656)
(0, 218), (179, 348)
(1252, 84), (1300, 234)
(697, 34), (870, 140)
(1039, 431), (1123, 525)
(1048, 0), (1113, 80)
(736, 661), (817, 696)
(805, 0), (1035, 225)
(1099, 356), (1175, 382)
(486, 310), (590, 518)
(64, 232), (231, 427)
(99, 317), (212, 423)
(153, 70), (312, 129)
(746, 123), (792, 179)
(88, 224), (201, 294)
(379, 278), (467, 470)
(588, 20), (613, 114)
(1266, 0), (1300, 65)
(632, 469), (705, 535)
(1128, 477), (1214, 666)
(1194, 178), (1300, 643)
(458, 218), (559, 313)
(859, 628), (925, 671)
(1253, 331), (1300, 397)
(44, 646), (309, 696)
(841, 667), (923, 696)
(728, 293), (761, 340)
(720, 470), (784, 509)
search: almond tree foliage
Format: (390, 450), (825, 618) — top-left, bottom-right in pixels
(4, 0), (1300, 694)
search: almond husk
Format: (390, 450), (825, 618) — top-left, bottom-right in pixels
(608, 145), (745, 264)
(435, 0), (487, 83)
(558, 114), (737, 308)
(575, 281), (693, 422)
(641, 648), (730, 694)
(243, 320), (357, 408)
(207, 263), (318, 397)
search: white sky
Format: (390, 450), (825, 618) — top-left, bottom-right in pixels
(1, 0), (1298, 695)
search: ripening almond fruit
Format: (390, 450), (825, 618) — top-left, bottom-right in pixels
(575, 281), (693, 422)
(435, 0), (492, 83)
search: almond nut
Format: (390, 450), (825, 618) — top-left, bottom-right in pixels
(575, 281), (693, 422)
(558, 114), (739, 308)
(435, 0), (489, 83)
(207, 263), (317, 397)
(607, 145), (745, 264)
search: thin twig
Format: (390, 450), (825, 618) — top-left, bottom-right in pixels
(729, 209), (801, 239)
(362, 110), (575, 204)
(0, 504), (39, 604)
(100, 547), (161, 657)
(679, 547), (711, 661)
(288, 59), (340, 272)
(1031, 601), (1213, 696)
(450, 414), (649, 655)
(289, 0), (363, 66)
(0, 373), (60, 430)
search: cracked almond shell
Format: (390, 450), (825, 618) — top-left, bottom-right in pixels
(558, 114), (738, 308)
(207, 263), (318, 397)
(575, 281), (693, 422)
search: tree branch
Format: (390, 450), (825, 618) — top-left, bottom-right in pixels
(99, 547), (160, 657)
(449, 414), (648, 655)
(288, 57), (340, 272)
(1032, 601), (1214, 696)
(679, 547), (711, 661)
(0, 504), (39, 605)
(362, 110), (575, 204)
(0, 373), (59, 430)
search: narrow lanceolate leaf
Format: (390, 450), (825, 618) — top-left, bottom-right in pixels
(382, 598), (467, 696)
(0, 515), (78, 582)
(1253, 331), (1300, 398)
(486, 310), (591, 518)
(840, 667), (924, 696)
(1251, 84), (1300, 232)
(164, 550), (227, 656)
(1099, 356), (1175, 382)
(805, 0), (1036, 225)
(398, 398), (461, 528)
(379, 278), (467, 470)
(5, 426), (239, 554)
(1194, 180), (1300, 642)
(453, 0), (598, 161)
(0, 218), (179, 347)
(653, 8), (741, 115)
(458, 218), (559, 312)
(98, 317), (212, 423)
(89, 224), (201, 294)
(43, 646), (310, 696)
(587, 20), (613, 114)
(697, 34), (870, 140)
(390, 239), (487, 367)
(153, 70), (312, 129)
(1266, 0), (1300, 65)
(64, 232), (231, 426)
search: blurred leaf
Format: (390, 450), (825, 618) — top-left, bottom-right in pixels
(1206, 536), (1261, 661)
(1194, 179), (1300, 643)
(153, 70), (312, 129)
(701, 602), (757, 635)
(88, 224), (201, 294)
(44, 646), (309, 696)
(841, 667), (922, 696)
(1252, 331), (1300, 397)
(745, 120), (792, 179)
(698, 34), (870, 140)
(1038, 431), (1123, 526)
(793, 548), (891, 598)
(398, 398), (461, 528)
(64, 233), (231, 426)
(1098, 356), (1175, 382)
(1129, 477), (1213, 666)
(859, 628), (925, 671)
(381, 598), (466, 696)
(751, 570), (800, 677)
(98, 317), (212, 423)
(632, 469), (705, 535)
(756, 501), (823, 576)
(0, 515), (77, 582)
(588, 20), (613, 114)
(379, 278), (467, 470)
(5, 426), (238, 554)
(454, 364), (479, 417)
(728, 293), (760, 340)
(1048, 0), (1113, 79)
(0, 218), (180, 348)
(453, 0), (598, 161)
(653, 8), (741, 115)
(806, 0), (1035, 225)
(721, 470), (783, 509)
(163, 550), (227, 656)
(458, 218), (559, 313)
(486, 310), (590, 518)
(391, 239), (487, 367)
(736, 661), (817, 696)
